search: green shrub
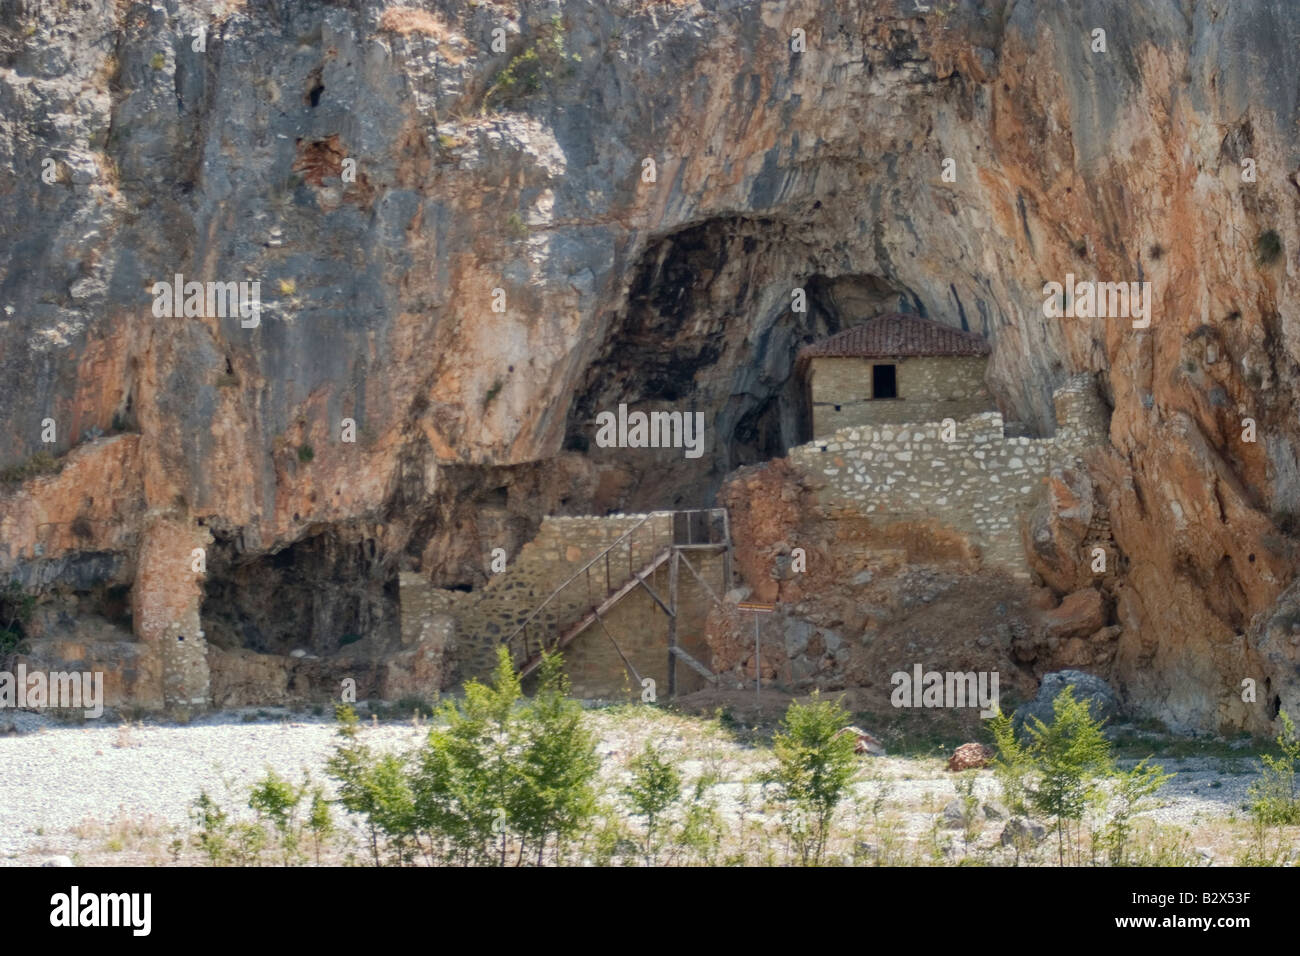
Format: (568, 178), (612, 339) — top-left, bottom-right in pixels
(1249, 709), (1300, 826)
(623, 742), (682, 865)
(482, 16), (580, 113)
(248, 768), (307, 865)
(760, 693), (859, 865)
(306, 785), (334, 865)
(505, 212), (528, 240)
(325, 705), (416, 865)
(411, 648), (601, 866)
(1019, 686), (1115, 866)
(297, 443), (314, 463)
(1096, 758), (1173, 865)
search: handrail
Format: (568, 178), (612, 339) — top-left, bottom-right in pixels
(500, 513), (656, 650)
(501, 508), (729, 666)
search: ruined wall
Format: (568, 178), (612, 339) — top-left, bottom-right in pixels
(809, 355), (995, 436)
(789, 375), (1109, 573)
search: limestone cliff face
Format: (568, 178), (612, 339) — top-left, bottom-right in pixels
(1, 0), (1298, 731)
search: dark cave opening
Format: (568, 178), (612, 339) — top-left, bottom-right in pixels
(200, 528), (399, 657)
(564, 216), (914, 509)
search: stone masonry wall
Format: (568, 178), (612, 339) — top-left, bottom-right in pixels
(809, 355), (994, 436)
(790, 374), (1108, 575)
(399, 512), (728, 696)
(428, 513), (677, 681)
(559, 551), (724, 700)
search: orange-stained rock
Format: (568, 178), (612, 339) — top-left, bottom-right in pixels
(948, 743), (995, 772)
(1045, 588), (1107, 641)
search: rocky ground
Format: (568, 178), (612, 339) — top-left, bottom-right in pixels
(1, 700), (1290, 867)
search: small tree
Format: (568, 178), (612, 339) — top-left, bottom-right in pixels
(761, 693), (859, 865)
(306, 784), (334, 865)
(988, 708), (1031, 818)
(514, 653), (600, 864)
(1022, 686), (1114, 866)
(326, 705), (416, 865)
(1097, 759), (1172, 866)
(1250, 709), (1300, 825)
(413, 647), (530, 865)
(189, 790), (233, 865)
(623, 741), (682, 865)
(248, 768), (306, 865)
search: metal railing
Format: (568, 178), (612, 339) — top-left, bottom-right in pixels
(501, 508), (728, 667)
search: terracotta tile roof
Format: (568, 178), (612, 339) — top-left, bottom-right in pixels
(797, 313), (991, 363)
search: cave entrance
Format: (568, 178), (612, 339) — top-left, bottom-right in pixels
(564, 215), (915, 511)
(200, 528), (400, 657)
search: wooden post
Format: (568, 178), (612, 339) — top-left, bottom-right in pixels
(667, 549), (679, 697)
(737, 602), (776, 704)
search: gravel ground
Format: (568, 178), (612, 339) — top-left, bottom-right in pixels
(0, 707), (1276, 866)
(0, 709), (425, 864)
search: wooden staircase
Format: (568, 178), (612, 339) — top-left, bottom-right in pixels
(502, 509), (730, 685)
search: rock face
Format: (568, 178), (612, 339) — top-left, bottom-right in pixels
(0, 1), (1298, 730)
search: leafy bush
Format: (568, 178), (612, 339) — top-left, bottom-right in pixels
(482, 16), (580, 113)
(325, 705), (416, 865)
(1020, 687), (1114, 865)
(761, 693), (859, 865)
(623, 742), (682, 865)
(991, 687), (1143, 866)
(1249, 709), (1300, 825)
(411, 648), (601, 865)
(248, 769), (308, 865)
(1095, 759), (1173, 865)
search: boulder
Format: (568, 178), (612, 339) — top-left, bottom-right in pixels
(1044, 588), (1106, 640)
(941, 800), (966, 828)
(999, 818), (1047, 846)
(835, 725), (885, 756)
(782, 618), (813, 657)
(1013, 669), (1119, 734)
(947, 742), (995, 771)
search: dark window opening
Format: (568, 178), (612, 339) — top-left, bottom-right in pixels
(872, 363), (897, 399)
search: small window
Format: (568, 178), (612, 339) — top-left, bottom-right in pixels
(872, 364), (897, 399)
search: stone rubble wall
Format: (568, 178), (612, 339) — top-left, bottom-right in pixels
(423, 513), (677, 681)
(789, 374), (1108, 574)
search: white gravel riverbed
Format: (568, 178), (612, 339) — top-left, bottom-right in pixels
(0, 707), (1274, 866)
